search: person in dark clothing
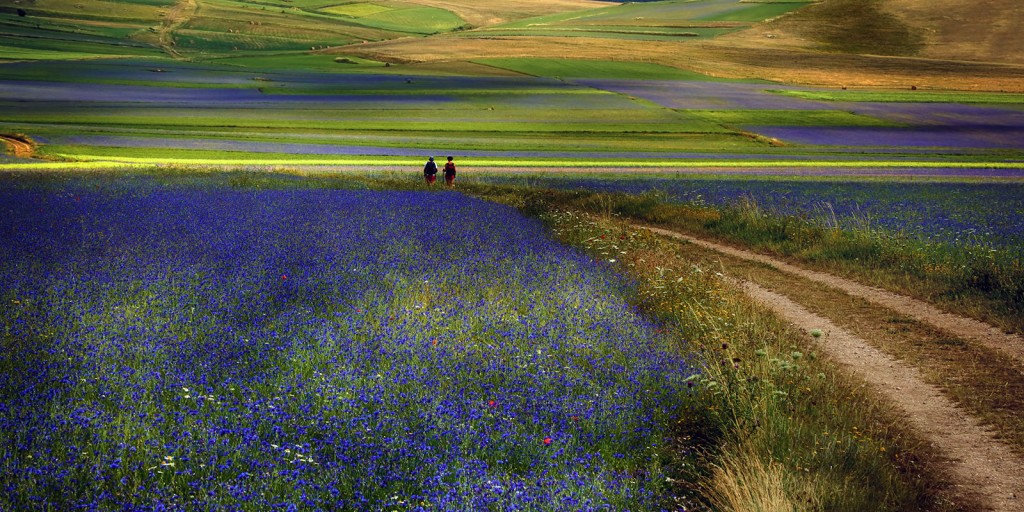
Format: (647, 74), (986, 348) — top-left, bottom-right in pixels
(423, 157), (438, 186)
(443, 156), (456, 187)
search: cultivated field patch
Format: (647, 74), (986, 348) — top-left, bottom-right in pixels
(481, 174), (1024, 252)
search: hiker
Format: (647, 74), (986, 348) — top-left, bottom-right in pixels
(443, 156), (456, 187)
(423, 156), (438, 185)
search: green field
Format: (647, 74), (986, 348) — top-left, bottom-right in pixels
(770, 89), (1024, 104)
(472, 0), (812, 40)
(474, 58), (729, 80)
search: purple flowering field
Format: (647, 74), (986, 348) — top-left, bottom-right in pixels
(3, 59), (1021, 160)
(0, 181), (693, 509)
(749, 126), (1024, 149)
(481, 175), (1024, 252)
(579, 79), (1024, 150)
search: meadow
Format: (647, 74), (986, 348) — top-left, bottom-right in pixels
(480, 174), (1024, 251)
(2, 0), (1024, 509)
(0, 175), (696, 509)
(461, 173), (1024, 335)
(0, 170), (957, 511)
(465, 0), (814, 41)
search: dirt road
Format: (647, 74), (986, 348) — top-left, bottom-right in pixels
(0, 135), (34, 159)
(158, 0), (198, 59)
(645, 227), (1024, 366)
(645, 226), (1024, 511)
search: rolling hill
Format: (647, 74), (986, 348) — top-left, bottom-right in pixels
(1, 0), (1022, 90)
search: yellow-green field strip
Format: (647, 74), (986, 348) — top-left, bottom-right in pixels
(3, 156), (1023, 171)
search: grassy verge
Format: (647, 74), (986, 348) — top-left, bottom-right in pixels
(729, 255), (1024, 456)
(456, 182), (1024, 334)
(768, 89), (1024, 104)
(315, 172), (971, 508)
(529, 209), (966, 510)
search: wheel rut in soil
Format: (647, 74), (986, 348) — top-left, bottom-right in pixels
(645, 227), (1024, 367)
(643, 226), (1024, 511)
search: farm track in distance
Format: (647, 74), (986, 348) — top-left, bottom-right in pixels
(0, 135), (34, 159)
(644, 225), (1024, 510)
(158, 0), (199, 59)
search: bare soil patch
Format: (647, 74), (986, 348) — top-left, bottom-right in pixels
(741, 0), (1024, 66)
(0, 135), (34, 159)
(705, 0), (1024, 89)
(883, 0), (1024, 65)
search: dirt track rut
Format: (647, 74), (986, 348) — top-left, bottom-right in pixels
(645, 227), (1024, 366)
(0, 135), (34, 159)
(743, 282), (1024, 511)
(644, 226), (1024, 511)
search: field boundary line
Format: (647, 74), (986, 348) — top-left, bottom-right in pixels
(643, 226), (1024, 367)
(739, 280), (1024, 512)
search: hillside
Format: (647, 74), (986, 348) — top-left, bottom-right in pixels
(725, 0), (1024, 65)
(336, 0), (1024, 91)
(1, 0), (1022, 90)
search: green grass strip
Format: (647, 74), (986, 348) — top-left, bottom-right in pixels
(13, 155), (1024, 170)
(769, 89), (1024, 104)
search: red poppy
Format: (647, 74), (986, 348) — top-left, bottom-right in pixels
(542, 437), (552, 445)
(487, 400), (497, 408)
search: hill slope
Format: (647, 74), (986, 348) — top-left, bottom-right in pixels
(727, 0), (1024, 65)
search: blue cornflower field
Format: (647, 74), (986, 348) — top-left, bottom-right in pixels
(483, 175), (1024, 252)
(0, 184), (694, 509)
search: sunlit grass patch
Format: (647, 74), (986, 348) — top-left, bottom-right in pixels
(535, 209), (944, 511)
(321, 2), (395, 18)
(769, 89), (1024, 104)
(319, 2), (464, 34)
(693, 109), (902, 127)
(474, 57), (718, 80)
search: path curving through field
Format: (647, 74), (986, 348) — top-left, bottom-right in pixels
(643, 225), (1024, 510)
(0, 135), (34, 159)
(158, 0), (198, 59)
(742, 281), (1024, 512)
(644, 227), (1024, 367)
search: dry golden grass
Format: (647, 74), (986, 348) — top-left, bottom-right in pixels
(339, 33), (1024, 92)
(883, 0), (1024, 65)
(719, 0), (1024, 64)
(718, 0), (1024, 71)
(704, 447), (797, 512)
